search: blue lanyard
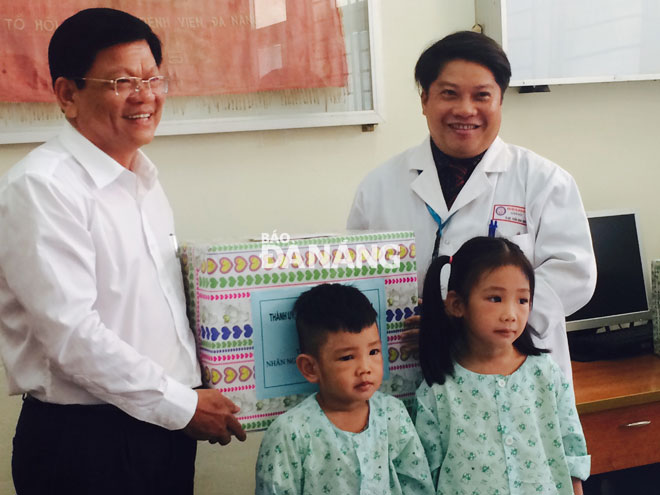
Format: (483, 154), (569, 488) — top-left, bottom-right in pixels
(427, 206), (497, 258)
(419, 170), (454, 259)
(425, 203), (451, 260)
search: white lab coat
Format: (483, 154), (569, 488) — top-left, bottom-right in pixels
(347, 136), (596, 377)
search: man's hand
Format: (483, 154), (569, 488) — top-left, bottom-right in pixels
(400, 298), (422, 354)
(183, 389), (247, 445)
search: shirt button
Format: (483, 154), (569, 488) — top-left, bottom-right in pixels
(444, 239), (451, 245)
(497, 378), (506, 388)
(505, 436), (514, 446)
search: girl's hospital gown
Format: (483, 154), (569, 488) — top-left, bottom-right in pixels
(415, 354), (590, 495)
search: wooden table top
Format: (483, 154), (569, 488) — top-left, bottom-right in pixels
(572, 353), (660, 414)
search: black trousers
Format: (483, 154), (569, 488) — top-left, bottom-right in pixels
(12, 396), (197, 495)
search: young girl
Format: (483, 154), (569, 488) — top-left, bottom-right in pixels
(415, 236), (589, 495)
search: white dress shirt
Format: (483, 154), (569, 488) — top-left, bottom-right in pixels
(0, 122), (201, 430)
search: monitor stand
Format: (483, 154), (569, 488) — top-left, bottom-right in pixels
(568, 321), (654, 362)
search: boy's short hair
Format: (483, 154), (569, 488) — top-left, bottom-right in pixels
(294, 284), (378, 356)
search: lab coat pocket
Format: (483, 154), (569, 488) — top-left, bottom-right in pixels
(508, 233), (534, 262)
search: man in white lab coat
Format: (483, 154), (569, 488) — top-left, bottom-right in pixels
(347, 31), (596, 377)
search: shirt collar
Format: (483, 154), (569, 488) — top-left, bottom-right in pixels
(430, 138), (486, 171)
(408, 135), (508, 174)
(58, 121), (158, 190)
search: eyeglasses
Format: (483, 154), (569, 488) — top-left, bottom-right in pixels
(77, 76), (169, 96)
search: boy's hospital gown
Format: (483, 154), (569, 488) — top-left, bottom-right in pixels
(415, 354), (590, 495)
(256, 391), (434, 494)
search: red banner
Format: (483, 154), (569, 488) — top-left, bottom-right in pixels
(0, 0), (348, 102)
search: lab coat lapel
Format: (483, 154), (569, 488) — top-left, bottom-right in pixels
(409, 137), (449, 218)
(449, 137), (509, 213)
(449, 166), (491, 213)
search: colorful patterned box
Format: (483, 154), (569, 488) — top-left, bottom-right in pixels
(180, 232), (422, 432)
(652, 260), (660, 356)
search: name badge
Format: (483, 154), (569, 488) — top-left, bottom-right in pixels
(492, 204), (526, 226)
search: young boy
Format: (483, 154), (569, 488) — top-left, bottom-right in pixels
(255, 284), (433, 495)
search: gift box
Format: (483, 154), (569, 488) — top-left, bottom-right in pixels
(652, 260), (660, 356)
(180, 232), (422, 431)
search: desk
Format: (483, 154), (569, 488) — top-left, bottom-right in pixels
(573, 353), (660, 474)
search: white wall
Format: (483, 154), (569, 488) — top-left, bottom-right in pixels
(1, 0), (659, 493)
(500, 80), (660, 259)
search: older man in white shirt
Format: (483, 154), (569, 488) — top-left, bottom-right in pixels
(0, 8), (244, 495)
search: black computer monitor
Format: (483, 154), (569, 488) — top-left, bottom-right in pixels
(566, 210), (651, 332)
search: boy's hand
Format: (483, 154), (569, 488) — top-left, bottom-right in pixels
(184, 389), (247, 445)
(571, 477), (583, 495)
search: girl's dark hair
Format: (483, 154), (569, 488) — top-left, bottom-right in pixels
(419, 236), (548, 385)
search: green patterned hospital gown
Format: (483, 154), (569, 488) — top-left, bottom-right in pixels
(255, 391), (434, 495)
(415, 354), (590, 495)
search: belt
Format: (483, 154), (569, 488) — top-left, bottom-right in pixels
(23, 394), (118, 412)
